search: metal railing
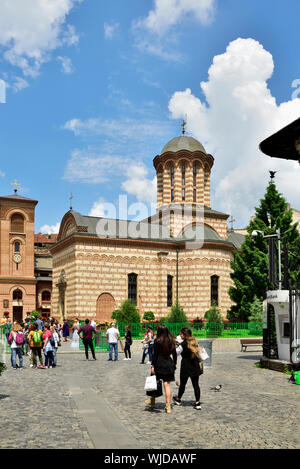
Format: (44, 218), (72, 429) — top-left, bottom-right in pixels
(0, 322), (263, 353)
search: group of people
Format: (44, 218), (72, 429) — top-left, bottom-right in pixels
(3, 315), (204, 412)
(2, 315), (63, 369)
(145, 326), (203, 413)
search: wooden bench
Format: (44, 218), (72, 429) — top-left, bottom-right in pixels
(240, 338), (263, 352)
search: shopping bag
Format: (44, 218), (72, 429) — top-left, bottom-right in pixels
(144, 374), (157, 391)
(199, 347), (209, 361)
(146, 379), (163, 398)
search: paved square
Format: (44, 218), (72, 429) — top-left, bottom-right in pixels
(0, 347), (299, 449)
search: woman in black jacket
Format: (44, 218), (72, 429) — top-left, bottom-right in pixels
(146, 325), (177, 413)
(124, 325), (132, 360)
(173, 328), (202, 410)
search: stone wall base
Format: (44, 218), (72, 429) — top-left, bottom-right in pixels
(260, 356), (293, 373)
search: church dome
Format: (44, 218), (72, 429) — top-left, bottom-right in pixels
(161, 135), (206, 155)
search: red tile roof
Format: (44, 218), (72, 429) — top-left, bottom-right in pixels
(34, 233), (58, 244)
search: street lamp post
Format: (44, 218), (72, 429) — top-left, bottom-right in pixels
(252, 228), (282, 289)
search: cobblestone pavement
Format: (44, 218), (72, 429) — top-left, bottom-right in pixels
(1, 344), (300, 449)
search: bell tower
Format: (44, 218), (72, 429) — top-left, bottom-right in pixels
(0, 184), (38, 322)
(153, 128), (215, 236)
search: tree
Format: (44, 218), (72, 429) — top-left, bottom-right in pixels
(112, 299), (141, 323)
(167, 302), (188, 323)
(228, 180), (300, 320)
(248, 296), (263, 322)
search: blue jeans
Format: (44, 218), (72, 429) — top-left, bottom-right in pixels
(148, 343), (154, 362)
(44, 350), (54, 367)
(11, 348), (23, 368)
(109, 342), (118, 361)
(53, 348), (57, 366)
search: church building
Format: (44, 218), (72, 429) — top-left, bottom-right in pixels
(51, 130), (242, 323)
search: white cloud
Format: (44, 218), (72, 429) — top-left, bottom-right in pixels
(168, 37), (300, 226)
(134, 0), (215, 36)
(104, 22), (119, 40)
(57, 56), (74, 74)
(64, 117), (172, 140)
(40, 222), (60, 234)
(132, 0), (215, 60)
(12, 77), (29, 93)
(0, 0), (82, 77)
(63, 148), (129, 184)
(122, 164), (157, 205)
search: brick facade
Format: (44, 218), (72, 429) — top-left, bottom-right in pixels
(51, 135), (236, 323)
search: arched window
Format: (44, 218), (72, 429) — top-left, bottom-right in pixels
(193, 163), (197, 186)
(193, 163), (197, 202)
(211, 275), (219, 306)
(11, 214), (24, 233)
(13, 289), (23, 300)
(170, 165), (174, 202)
(170, 165), (174, 187)
(167, 275), (173, 307)
(14, 241), (20, 252)
(181, 164), (185, 186)
(42, 291), (51, 302)
(128, 273), (138, 304)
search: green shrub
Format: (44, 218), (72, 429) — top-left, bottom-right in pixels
(158, 317), (167, 324)
(112, 299), (141, 323)
(143, 311), (155, 321)
(30, 310), (41, 320)
(204, 304), (223, 323)
(167, 302), (187, 323)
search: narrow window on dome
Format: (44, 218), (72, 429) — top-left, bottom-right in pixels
(182, 188), (185, 201)
(170, 165), (174, 187)
(193, 163), (197, 186)
(171, 189), (174, 202)
(182, 164), (185, 186)
(193, 189), (197, 202)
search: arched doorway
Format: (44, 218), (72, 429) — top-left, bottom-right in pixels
(12, 288), (23, 323)
(96, 293), (116, 323)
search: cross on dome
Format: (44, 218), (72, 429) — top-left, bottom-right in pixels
(10, 179), (21, 194)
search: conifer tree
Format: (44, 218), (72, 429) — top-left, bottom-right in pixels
(228, 179), (300, 320)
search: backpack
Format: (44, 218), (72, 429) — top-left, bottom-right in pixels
(7, 332), (12, 345)
(33, 330), (41, 344)
(50, 334), (56, 347)
(15, 332), (24, 346)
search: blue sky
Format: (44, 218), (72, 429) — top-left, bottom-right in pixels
(0, 0), (299, 233)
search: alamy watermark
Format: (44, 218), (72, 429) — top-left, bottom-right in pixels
(291, 79), (300, 100)
(0, 79), (6, 103)
(94, 195), (205, 250)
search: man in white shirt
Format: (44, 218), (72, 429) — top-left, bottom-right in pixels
(106, 322), (120, 361)
(91, 319), (96, 329)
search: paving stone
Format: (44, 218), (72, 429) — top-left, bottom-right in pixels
(0, 348), (300, 449)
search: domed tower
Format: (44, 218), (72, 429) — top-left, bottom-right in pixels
(153, 128), (214, 209)
(153, 124), (217, 237)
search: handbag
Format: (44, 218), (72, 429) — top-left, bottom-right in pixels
(199, 347), (209, 361)
(146, 379), (163, 398)
(144, 374), (157, 391)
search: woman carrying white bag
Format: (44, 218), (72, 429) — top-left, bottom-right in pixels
(173, 328), (207, 410)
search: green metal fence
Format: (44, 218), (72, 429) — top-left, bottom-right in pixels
(116, 322), (263, 339)
(79, 327), (109, 351)
(0, 324), (11, 353)
(0, 322), (263, 353)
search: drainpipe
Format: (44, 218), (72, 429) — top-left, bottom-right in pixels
(176, 247), (179, 304)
